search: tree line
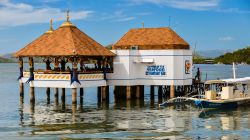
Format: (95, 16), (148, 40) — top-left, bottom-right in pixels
(193, 46), (250, 64)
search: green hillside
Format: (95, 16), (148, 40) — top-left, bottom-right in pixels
(215, 46), (250, 64)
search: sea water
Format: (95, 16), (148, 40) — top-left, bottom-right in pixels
(0, 63), (250, 139)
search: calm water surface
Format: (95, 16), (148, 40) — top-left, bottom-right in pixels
(0, 63), (250, 140)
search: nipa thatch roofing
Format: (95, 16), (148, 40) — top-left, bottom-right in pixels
(14, 22), (115, 57)
(112, 27), (189, 50)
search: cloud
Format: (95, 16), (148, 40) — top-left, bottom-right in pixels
(219, 36), (235, 41)
(130, 0), (220, 11)
(99, 10), (136, 22)
(0, 0), (92, 27)
(115, 17), (135, 22)
(216, 8), (250, 14)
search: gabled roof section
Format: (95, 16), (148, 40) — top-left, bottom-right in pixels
(112, 27), (190, 50)
(14, 22), (115, 57)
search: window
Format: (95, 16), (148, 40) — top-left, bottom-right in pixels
(131, 46), (138, 50)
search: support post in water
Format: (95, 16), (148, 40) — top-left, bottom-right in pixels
(101, 86), (107, 100)
(54, 88), (59, 105)
(46, 87), (50, 104)
(126, 86), (131, 100)
(30, 87), (35, 103)
(20, 83), (24, 97)
(72, 88), (77, 105)
(61, 88), (65, 103)
(170, 85), (175, 99)
(150, 85), (154, 99)
(80, 88), (84, 97)
(158, 86), (163, 101)
(140, 85), (144, 99)
(136, 85), (140, 99)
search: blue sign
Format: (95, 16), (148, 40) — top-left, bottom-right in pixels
(146, 65), (166, 76)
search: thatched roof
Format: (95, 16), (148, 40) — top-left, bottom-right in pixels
(14, 21), (115, 57)
(112, 27), (189, 50)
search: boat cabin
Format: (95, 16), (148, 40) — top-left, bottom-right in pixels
(204, 78), (250, 100)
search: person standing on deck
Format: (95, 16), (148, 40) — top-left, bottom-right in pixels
(80, 59), (86, 72)
(60, 58), (67, 71)
(195, 67), (201, 82)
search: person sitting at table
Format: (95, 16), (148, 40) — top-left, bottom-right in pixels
(43, 58), (52, 70)
(54, 57), (60, 71)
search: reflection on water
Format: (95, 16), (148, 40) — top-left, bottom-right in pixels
(17, 97), (250, 139)
(1, 63), (250, 139)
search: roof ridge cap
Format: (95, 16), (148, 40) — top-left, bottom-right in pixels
(68, 27), (77, 55)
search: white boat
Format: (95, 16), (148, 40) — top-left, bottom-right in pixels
(160, 63), (250, 109)
(190, 77), (250, 108)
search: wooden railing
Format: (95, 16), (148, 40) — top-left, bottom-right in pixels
(23, 72), (104, 81)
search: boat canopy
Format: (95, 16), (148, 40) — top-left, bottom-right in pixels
(205, 77), (250, 85)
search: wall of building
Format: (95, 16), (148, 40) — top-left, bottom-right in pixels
(107, 49), (192, 86)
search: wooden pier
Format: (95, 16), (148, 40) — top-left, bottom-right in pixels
(15, 11), (198, 112)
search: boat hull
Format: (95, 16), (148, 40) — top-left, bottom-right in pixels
(194, 98), (250, 109)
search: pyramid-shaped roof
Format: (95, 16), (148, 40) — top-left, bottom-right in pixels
(14, 21), (115, 57)
(112, 27), (189, 50)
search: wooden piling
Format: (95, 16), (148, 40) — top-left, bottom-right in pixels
(79, 95), (84, 112)
(30, 87), (35, 103)
(72, 103), (77, 115)
(46, 87), (50, 104)
(106, 86), (109, 96)
(19, 92), (24, 125)
(170, 85), (175, 99)
(136, 85), (140, 99)
(19, 83), (24, 97)
(158, 86), (163, 100)
(101, 86), (107, 100)
(72, 88), (77, 104)
(61, 88), (65, 103)
(126, 86), (132, 100)
(80, 88), (84, 97)
(140, 85), (144, 99)
(97, 87), (101, 104)
(54, 88), (59, 105)
(150, 85), (154, 99)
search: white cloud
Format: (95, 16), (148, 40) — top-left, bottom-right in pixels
(130, 0), (220, 11)
(99, 10), (136, 22)
(115, 17), (135, 22)
(0, 0), (92, 27)
(216, 8), (250, 14)
(219, 36), (235, 41)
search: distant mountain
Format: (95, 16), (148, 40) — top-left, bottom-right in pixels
(0, 56), (14, 63)
(1, 53), (18, 62)
(0, 53), (42, 63)
(2, 53), (14, 59)
(196, 50), (231, 58)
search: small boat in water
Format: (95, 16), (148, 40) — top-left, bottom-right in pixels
(160, 63), (250, 109)
(190, 77), (250, 109)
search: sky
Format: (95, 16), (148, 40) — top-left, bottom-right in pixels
(0, 0), (250, 55)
